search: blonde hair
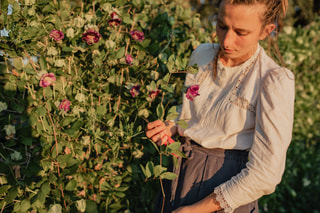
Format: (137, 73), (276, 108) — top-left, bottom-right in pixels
(218, 0), (289, 25)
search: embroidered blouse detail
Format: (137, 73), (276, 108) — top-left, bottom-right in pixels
(179, 43), (295, 211)
(214, 187), (233, 213)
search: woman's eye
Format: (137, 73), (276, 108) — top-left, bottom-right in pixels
(236, 31), (248, 36)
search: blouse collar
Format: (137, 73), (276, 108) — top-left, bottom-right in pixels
(217, 44), (261, 72)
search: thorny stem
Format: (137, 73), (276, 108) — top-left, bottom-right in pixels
(46, 102), (59, 156)
(60, 183), (67, 209)
(0, 201), (6, 213)
(24, 50), (38, 74)
(159, 153), (165, 213)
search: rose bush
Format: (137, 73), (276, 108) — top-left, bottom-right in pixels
(0, 0), (210, 212)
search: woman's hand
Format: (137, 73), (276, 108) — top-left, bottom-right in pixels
(146, 120), (177, 145)
(172, 192), (222, 213)
(172, 206), (194, 213)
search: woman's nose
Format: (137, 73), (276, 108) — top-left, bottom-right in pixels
(223, 30), (234, 48)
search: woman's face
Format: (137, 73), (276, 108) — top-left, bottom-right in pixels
(216, 1), (275, 66)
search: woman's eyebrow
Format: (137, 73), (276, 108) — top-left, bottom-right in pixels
(217, 17), (251, 33)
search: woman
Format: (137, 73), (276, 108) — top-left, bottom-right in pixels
(146, 0), (295, 212)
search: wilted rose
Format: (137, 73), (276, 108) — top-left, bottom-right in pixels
(82, 29), (101, 45)
(149, 89), (160, 100)
(39, 73), (56, 88)
(59, 99), (71, 112)
(49, 30), (64, 41)
(161, 134), (175, 146)
(108, 12), (122, 27)
(125, 54), (133, 65)
(161, 134), (178, 158)
(129, 30), (145, 42)
(130, 85), (140, 97)
(186, 85), (200, 101)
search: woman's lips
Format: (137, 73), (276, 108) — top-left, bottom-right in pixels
(223, 48), (234, 53)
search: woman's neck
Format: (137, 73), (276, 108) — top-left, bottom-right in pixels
(219, 45), (258, 67)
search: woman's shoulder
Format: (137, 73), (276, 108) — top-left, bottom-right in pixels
(259, 47), (295, 85)
(188, 43), (219, 66)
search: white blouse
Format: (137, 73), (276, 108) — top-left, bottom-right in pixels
(178, 43), (295, 212)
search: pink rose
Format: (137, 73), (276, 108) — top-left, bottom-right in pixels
(130, 85), (140, 97)
(50, 30), (64, 41)
(149, 89), (160, 100)
(125, 54), (133, 65)
(129, 30), (145, 42)
(108, 12), (122, 27)
(39, 73), (56, 88)
(59, 99), (71, 112)
(82, 29), (102, 45)
(186, 85), (200, 101)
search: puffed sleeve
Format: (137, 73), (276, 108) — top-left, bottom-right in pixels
(214, 68), (295, 212)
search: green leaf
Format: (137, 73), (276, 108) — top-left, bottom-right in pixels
(29, 114), (38, 126)
(20, 199), (31, 212)
(115, 47), (125, 59)
(0, 185), (10, 195)
(167, 142), (181, 152)
(96, 105), (107, 116)
(62, 46), (73, 52)
(57, 155), (70, 168)
(48, 204), (62, 213)
(141, 161), (154, 179)
(0, 0), (8, 14)
(163, 73), (170, 83)
(75, 199), (86, 212)
(4, 187), (18, 203)
(85, 200), (98, 213)
(166, 112), (179, 121)
(21, 137), (32, 146)
(141, 39), (151, 48)
(64, 119), (84, 135)
(160, 172), (177, 180)
(35, 106), (46, 117)
(40, 181), (50, 195)
(171, 150), (187, 158)
(176, 120), (188, 129)
(153, 165), (167, 178)
(156, 104), (164, 120)
(138, 109), (149, 118)
(60, 117), (75, 127)
(65, 179), (77, 191)
(13, 58), (24, 70)
(39, 56), (47, 70)
(158, 52), (167, 63)
(44, 86), (53, 98)
(167, 59), (175, 73)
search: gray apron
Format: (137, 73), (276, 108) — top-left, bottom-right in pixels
(153, 138), (258, 213)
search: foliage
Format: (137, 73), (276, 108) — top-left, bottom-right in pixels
(259, 16), (320, 213)
(0, 0), (210, 212)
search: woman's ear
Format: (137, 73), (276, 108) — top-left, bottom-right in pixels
(259, 23), (276, 40)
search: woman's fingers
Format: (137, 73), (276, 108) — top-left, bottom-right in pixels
(146, 120), (164, 130)
(147, 126), (165, 141)
(146, 120), (167, 143)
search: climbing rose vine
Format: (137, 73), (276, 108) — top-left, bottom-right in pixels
(0, 0), (210, 212)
